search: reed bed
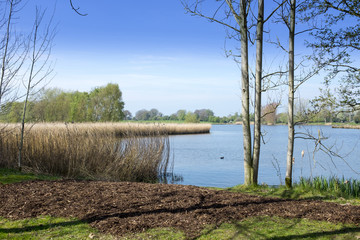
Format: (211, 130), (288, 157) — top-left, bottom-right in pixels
(82, 122), (211, 135)
(297, 176), (360, 198)
(0, 123), (175, 182)
(332, 124), (360, 129)
(3, 122), (211, 136)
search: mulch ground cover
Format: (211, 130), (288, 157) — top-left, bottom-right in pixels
(1, 180), (360, 238)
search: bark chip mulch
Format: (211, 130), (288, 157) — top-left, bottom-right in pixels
(1, 180), (359, 238)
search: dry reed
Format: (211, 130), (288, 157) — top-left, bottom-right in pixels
(332, 124), (360, 129)
(0, 123), (177, 182)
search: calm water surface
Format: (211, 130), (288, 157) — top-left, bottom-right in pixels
(170, 124), (360, 188)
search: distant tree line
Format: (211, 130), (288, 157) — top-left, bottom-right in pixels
(0, 83), (125, 122)
(130, 108), (241, 123)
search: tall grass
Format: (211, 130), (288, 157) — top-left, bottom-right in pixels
(0, 123), (175, 182)
(297, 176), (360, 198)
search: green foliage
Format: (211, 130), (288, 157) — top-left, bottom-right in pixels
(298, 176), (360, 198)
(276, 112), (288, 124)
(135, 108), (162, 121)
(176, 109), (186, 121)
(194, 109), (214, 121)
(88, 83), (125, 122)
(0, 84), (125, 123)
(184, 112), (199, 123)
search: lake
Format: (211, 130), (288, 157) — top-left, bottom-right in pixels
(170, 124), (360, 188)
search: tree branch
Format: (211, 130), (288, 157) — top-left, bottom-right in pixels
(70, 0), (87, 16)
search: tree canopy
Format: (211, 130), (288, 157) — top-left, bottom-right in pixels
(0, 83), (125, 122)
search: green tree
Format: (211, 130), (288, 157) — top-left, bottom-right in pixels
(69, 91), (89, 122)
(184, 112), (199, 123)
(194, 109), (214, 121)
(88, 83), (125, 122)
(176, 109), (186, 121)
(135, 109), (150, 121)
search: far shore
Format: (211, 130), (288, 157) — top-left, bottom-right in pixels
(227, 122), (360, 129)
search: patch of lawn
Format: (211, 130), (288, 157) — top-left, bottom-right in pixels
(0, 216), (113, 240)
(122, 228), (185, 240)
(226, 184), (360, 205)
(2, 216), (357, 240)
(0, 168), (59, 184)
(198, 216), (360, 240)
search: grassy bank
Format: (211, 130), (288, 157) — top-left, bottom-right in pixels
(0, 123), (172, 182)
(227, 179), (360, 205)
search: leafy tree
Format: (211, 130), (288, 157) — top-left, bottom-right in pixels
(148, 108), (162, 120)
(135, 109), (150, 121)
(194, 109), (214, 121)
(169, 113), (178, 121)
(69, 91), (89, 122)
(276, 112), (288, 123)
(176, 109), (186, 121)
(123, 110), (132, 120)
(184, 111), (199, 123)
(88, 83), (125, 122)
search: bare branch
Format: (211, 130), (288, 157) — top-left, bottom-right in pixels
(70, 0), (87, 16)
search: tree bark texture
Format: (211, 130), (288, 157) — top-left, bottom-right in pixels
(286, 0), (296, 188)
(252, 0), (264, 185)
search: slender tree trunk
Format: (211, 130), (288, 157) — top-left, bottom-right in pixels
(252, 0), (264, 185)
(239, 0), (252, 186)
(18, 9), (41, 171)
(285, 0), (296, 188)
(18, 46), (36, 171)
(0, 0), (14, 105)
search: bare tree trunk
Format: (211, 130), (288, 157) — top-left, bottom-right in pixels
(18, 62), (34, 170)
(0, 0), (14, 106)
(285, 0), (296, 188)
(18, 8), (54, 170)
(238, 0), (253, 186)
(252, 0), (264, 185)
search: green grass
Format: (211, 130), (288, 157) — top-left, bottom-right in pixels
(0, 168), (59, 184)
(1, 216), (358, 240)
(298, 176), (360, 198)
(226, 180), (360, 205)
(0, 216), (113, 240)
(198, 216), (360, 240)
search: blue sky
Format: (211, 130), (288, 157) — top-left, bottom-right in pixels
(17, 0), (324, 116)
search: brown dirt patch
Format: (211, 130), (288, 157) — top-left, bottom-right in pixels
(1, 180), (359, 238)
